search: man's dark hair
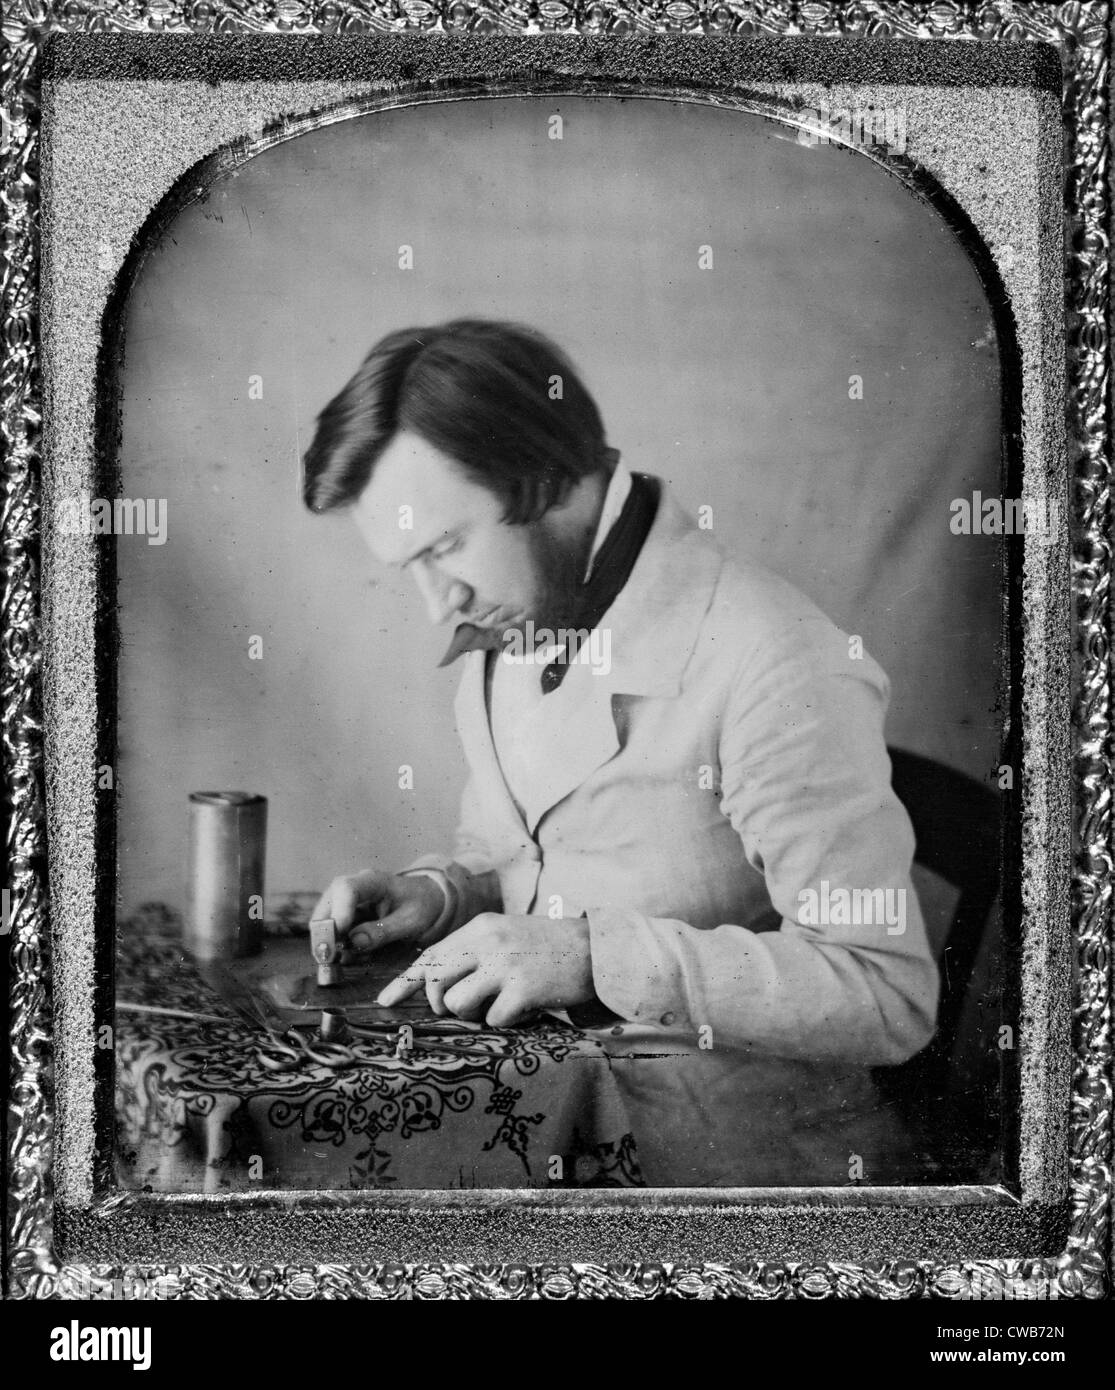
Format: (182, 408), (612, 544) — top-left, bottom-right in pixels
(302, 318), (616, 525)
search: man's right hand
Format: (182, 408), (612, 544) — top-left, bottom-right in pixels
(310, 869), (447, 953)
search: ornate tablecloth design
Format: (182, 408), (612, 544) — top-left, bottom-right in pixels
(115, 925), (643, 1192)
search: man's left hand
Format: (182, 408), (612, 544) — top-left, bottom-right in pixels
(376, 912), (595, 1027)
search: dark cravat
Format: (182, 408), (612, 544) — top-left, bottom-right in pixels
(438, 472), (660, 693)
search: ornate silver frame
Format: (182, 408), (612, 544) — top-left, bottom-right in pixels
(3, 2), (1110, 1300)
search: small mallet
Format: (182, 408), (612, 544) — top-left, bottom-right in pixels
(310, 917), (342, 988)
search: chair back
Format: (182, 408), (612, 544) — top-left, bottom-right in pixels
(877, 747), (1002, 1170)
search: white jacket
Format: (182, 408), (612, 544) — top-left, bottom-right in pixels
(413, 478), (939, 1185)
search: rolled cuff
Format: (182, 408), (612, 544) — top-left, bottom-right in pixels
(586, 905), (692, 1029)
(397, 866), (457, 936)
(401, 854), (502, 932)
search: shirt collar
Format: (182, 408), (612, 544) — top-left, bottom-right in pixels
(584, 457), (633, 582)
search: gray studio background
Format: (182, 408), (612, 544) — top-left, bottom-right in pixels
(116, 96), (1001, 916)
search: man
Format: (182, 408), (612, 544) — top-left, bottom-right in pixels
(304, 318), (938, 1185)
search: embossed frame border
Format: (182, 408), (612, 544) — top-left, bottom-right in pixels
(3, 3), (1110, 1300)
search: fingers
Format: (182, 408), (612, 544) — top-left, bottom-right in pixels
(311, 869), (390, 934)
(371, 913), (541, 1026)
(376, 940), (478, 1011)
(442, 975), (532, 1026)
(441, 973), (499, 1022)
(484, 989), (534, 1029)
(323, 879), (361, 933)
(347, 901), (424, 953)
(309, 888), (335, 927)
(375, 971), (424, 1007)
(378, 973), (525, 1028)
(379, 964), (531, 1028)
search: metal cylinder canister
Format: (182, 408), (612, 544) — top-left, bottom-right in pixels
(185, 792), (267, 960)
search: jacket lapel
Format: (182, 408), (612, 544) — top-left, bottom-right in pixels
(515, 672), (622, 838)
(452, 652), (531, 843)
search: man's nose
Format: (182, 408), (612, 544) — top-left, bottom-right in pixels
(411, 563), (470, 624)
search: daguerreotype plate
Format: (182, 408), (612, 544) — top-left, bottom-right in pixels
(3, 0), (1110, 1319)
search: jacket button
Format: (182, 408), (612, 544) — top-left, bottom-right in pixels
(610, 1025), (624, 1036)
(660, 1011), (676, 1026)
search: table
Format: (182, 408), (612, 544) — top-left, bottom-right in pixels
(115, 901), (644, 1193)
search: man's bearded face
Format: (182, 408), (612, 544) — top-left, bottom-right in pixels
(351, 430), (591, 637)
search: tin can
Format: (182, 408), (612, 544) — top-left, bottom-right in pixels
(185, 791), (267, 960)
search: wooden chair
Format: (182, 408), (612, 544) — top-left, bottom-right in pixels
(874, 746), (1003, 1177)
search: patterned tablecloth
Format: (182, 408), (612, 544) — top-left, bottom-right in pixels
(115, 905), (643, 1193)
